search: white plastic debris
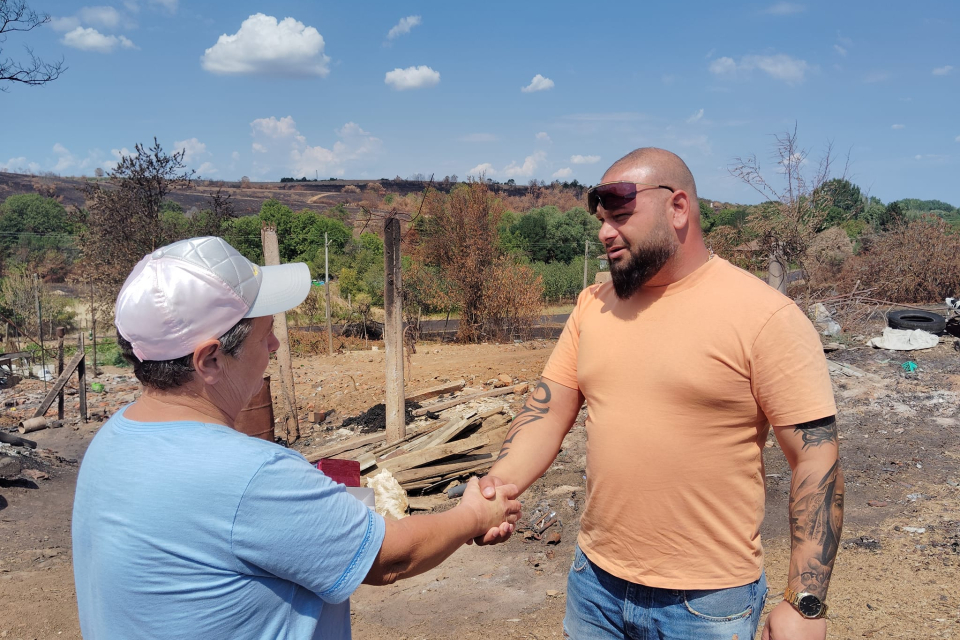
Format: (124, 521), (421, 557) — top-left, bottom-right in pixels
(867, 328), (938, 351)
(365, 469), (408, 519)
(812, 303), (842, 336)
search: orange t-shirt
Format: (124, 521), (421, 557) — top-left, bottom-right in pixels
(542, 257), (836, 589)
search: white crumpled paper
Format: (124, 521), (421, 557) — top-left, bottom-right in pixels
(365, 469), (408, 519)
(866, 327), (939, 351)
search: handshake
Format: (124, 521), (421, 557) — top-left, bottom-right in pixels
(459, 475), (521, 546)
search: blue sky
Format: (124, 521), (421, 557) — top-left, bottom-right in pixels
(2, 0), (958, 206)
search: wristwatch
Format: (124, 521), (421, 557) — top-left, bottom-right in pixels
(783, 587), (828, 619)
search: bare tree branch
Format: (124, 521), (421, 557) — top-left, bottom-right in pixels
(0, 1), (65, 91)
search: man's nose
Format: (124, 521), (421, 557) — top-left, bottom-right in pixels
(268, 332), (280, 353)
(598, 220), (618, 246)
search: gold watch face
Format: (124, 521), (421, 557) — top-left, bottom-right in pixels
(797, 594), (824, 618)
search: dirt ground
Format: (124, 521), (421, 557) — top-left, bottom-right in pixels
(1, 330), (959, 639)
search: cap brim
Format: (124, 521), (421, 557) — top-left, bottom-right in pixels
(244, 262), (312, 318)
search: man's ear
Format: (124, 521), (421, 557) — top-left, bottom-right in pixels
(192, 339), (223, 385)
(669, 190), (691, 230)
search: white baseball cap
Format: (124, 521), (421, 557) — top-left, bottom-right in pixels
(115, 236), (311, 361)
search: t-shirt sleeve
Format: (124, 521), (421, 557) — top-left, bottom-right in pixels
(750, 302), (837, 427)
(231, 451), (386, 604)
(541, 287), (589, 390)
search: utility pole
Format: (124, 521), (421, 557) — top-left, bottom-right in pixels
(325, 232), (333, 356)
(33, 274), (46, 391)
(583, 239), (590, 290)
(383, 213), (405, 444)
(261, 224), (300, 444)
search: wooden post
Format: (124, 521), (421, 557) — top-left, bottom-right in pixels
(89, 282), (98, 376)
(77, 333), (87, 422)
(33, 274), (47, 391)
(56, 327), (65, 420)
(325, 232), (333, 356)
(384, 214), (405, 443)
(261, 224), (300, 444)
(767, 250), (787, 294)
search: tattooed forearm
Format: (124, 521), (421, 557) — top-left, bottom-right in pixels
(497, 381), (551, 462)
(788, 459), (844, 598)
(794, 415), (838, 450)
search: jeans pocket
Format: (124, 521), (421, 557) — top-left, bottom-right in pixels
(571, 544), (589, 573)
(682, 581), (756, 622)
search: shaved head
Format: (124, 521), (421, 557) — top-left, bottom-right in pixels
(595, 147), (711, 292)
(604, 147), (699, 212)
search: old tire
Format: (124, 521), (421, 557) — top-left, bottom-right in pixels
(887, 310), (946, 334)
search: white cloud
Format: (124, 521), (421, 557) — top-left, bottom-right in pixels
(49, 16), (81, 31)
(77, 6), (123, 29)
(536, 131), (551, 142)
(955, 135), (960, 143)
(467, 163), (495, 177)
(232, 151), (240, 160)
(197, 162), (217, 176)
(174, 137), (208, 163)
(503, 151), (546, 178)
(111, 147), (132, 160)
(709, 57), (737, 75)
(62, 26), (136, 52)
(864, 70), (889, 83)
(387, 15), (420, 40)
(570, 155), (600, 164)
(384, 65), (440, 90)
(915, 155), (923, 160)
(552, 167), (573, 179)
(833, 44), (847, 56)
(459, 133), (498, 142)
(249, 116), (382, 179)
(201, 14), (330, 77)
(52, 143), (76, 172)
(763, 2), (805, 14)
(521, 74), (554, 93)
(891, 124), (905, 130)
(251, 115), (301, 139)
(1, 157), (42, 174)
(709, 54), (810, 84)
(686, 108), (704, 123)
(150, 0), (177, 12)
(933, 65), (953, 76)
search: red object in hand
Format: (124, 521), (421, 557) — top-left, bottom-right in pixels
(316, 458), (361, 487)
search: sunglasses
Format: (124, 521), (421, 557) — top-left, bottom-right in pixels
(587, 181), (675, 215)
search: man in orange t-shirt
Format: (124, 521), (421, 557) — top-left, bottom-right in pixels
(478, 148), (843, 640)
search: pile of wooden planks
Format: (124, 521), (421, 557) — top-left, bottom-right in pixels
(303, 401), (513, 492)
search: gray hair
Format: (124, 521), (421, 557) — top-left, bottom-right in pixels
(117, 318), (255, 390)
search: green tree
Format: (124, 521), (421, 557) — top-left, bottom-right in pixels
(0, 194), (76, 271)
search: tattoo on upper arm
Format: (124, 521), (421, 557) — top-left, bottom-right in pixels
(497, 381), (551, 462)
(794, 416), (838, 449)
(789, 460), (844, 598)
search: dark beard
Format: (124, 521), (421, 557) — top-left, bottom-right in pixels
(609, 241), (675, 300)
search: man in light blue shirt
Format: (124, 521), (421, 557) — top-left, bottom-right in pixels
(72, 237), (520, 639)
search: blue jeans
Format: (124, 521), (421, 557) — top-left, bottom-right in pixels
(564, 544), (768, 640)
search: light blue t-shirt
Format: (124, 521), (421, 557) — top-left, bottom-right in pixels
(72, 407), (385, 640)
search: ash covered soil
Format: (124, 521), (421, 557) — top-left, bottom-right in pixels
(0, 331), (958, 639)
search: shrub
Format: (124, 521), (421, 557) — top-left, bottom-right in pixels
(836, 216), (960, 302)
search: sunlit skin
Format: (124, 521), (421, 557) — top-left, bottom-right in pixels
(479, 149), (842, 640)
(124, 315), (279, 428)
(596, 159), (711, 288)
